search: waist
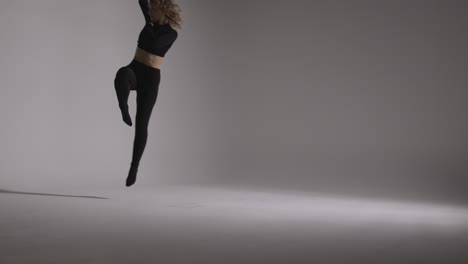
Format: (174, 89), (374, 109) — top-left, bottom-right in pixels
(133, 47), (163, 70)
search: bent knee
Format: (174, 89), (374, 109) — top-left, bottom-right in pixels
(115, 66), (136, 85)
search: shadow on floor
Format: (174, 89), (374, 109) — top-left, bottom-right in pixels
(0, 188), (108, 199)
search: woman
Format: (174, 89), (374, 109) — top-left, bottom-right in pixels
(114, 0), (183, 187)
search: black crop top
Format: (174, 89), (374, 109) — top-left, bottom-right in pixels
(137, 0), (178, 57)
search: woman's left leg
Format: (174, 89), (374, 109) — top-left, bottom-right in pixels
(114, 66), (137, 126)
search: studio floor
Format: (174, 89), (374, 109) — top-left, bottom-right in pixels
(1, 184), (468, 263)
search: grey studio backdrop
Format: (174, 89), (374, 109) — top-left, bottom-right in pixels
(1, 0), (467, 203)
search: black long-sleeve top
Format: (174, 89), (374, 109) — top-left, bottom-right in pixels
(137, 0), (178, 57)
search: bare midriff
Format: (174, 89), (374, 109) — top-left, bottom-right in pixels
(134, 47), (163, 70)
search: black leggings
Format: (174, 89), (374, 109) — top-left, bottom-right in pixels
(114, 59), (161, 169)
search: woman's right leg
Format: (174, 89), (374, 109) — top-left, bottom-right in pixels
(126, 68), (160, 187)
(114, 66), (137, 126)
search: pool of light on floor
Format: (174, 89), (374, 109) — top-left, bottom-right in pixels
(128, 185), (468, 230)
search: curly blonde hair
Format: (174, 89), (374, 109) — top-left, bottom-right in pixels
(150, 0), (183, 31)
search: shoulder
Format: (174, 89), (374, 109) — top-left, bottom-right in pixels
(167, 24), (179, 35)
(167, 26), (179, 40)
(170, 26), (179, 36)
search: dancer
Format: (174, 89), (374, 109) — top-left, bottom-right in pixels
(114, 0), (182, 187)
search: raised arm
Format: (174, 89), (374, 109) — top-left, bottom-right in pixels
(139, 0), (151, 23)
